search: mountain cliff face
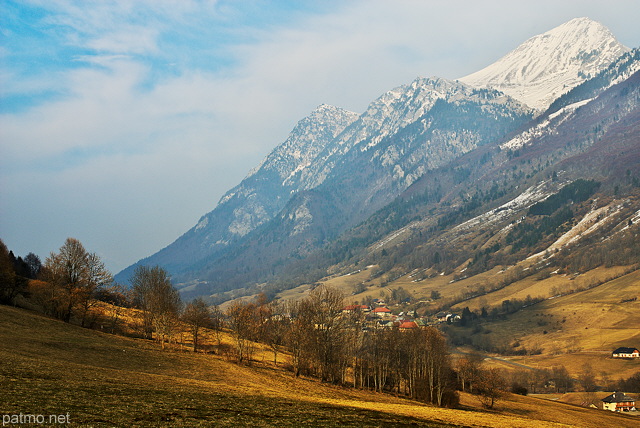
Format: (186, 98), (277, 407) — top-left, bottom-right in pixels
(298, 77), (486, 189)
(116, 18), (638, 303)
(460, 17), (629, 110)
(174, 81), (533, 295)
(206, 103), (359, 241)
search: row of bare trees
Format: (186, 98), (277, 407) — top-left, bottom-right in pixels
(224, 285), (458, 407)
(456, 354), (592, 408)
(350, 326), (455, 406)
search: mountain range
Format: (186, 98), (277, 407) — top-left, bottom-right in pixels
(115, 17), (640, 304)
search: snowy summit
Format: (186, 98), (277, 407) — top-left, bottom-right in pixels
(460, 17), (630, 110)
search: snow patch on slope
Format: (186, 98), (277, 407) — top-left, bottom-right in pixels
(527, 200), (626, 260)
(453, 181), (556, 233)
(501, 98), (593, 150)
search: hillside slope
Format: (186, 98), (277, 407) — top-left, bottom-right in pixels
(285, 66), (640, 307)
(1, 305), (639, 427)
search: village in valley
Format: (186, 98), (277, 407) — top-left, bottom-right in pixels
(338, 285), (639, 414)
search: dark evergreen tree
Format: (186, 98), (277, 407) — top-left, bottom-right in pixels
(24, 253), (42, 279)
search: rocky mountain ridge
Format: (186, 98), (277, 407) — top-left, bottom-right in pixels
(115, 18), (638, 303)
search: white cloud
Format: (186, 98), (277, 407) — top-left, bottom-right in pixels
(86, 26), (160, 55)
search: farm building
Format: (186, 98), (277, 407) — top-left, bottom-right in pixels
(611, 347), (640, 358)
(601, 392), (636, 412)
(399, 321), (418, 330)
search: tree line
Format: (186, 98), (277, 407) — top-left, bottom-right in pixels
(222, 285), (459, 407)
(0, 240), (41, 305)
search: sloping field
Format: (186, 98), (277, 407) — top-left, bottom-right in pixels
(466, 269), (640, 381)
(1, 305), (639, 427)
(480, 270), (640, 351)
(449, 265), (635, 313)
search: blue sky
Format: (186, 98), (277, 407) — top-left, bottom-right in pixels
(1, 0), (639, 274)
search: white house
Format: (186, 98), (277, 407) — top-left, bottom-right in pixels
(612, 347), (640, 358)
(602, 392), (636, 412)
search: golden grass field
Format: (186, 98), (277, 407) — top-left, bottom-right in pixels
(473, 269), (640, 378)
(1, 305), (639, 427)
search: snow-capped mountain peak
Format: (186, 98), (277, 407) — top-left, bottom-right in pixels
(460, 17), (630, 110)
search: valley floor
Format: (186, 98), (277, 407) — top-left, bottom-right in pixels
(1, 305), (639, 427)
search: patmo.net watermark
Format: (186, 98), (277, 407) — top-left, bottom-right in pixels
(2, 413), (70, 426)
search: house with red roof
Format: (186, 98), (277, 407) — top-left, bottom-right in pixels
(399, 321), (418, 330)
(372, 307), (392, 318)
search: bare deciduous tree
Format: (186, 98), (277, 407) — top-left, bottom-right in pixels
(476, 367), (505, 409)
(285, 299), (312, 377)
(263, 300), (288, 366)
(306, 285), (347, 383)
(226, 300), (259, 363)
(456, 353), (483, 393)
(183, 297), (211, 352)
(210, 304), (224, 352)
(42, 238), (112, 324)
(551, 365), (574, 393)
(578, 362), (597, 392)
(131, 265), (181, 348)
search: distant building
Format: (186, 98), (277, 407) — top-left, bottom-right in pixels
(601, 392), (636, 412)
(376, 319), (394, 329)
(612, 347), (640, 358)
(342, 304), (370, 313)
(435, 312), (457, 323)
(435, 312), (450, 322)
(372, 307), (392, 317)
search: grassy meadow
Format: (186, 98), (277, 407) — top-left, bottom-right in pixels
(474, 269), (640, 376)
(2, 304), (639, 427)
